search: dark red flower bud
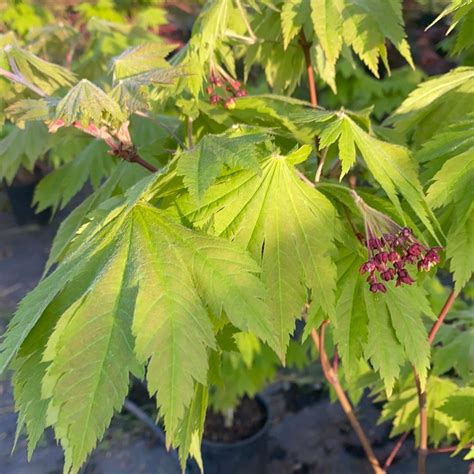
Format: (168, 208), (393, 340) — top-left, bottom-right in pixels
(377, 283), (387, 293)
(236, 89), (247, 97)
(388, 251), (400, 263)
(210, 95), (220, 105)
(367, 272), (377, 284)
(370, 283), (379, 293)
(381, 269), (395, 281)
(206, 86), (214, 95)
(400, 227), (412, 239)
(408, 243), (422, 257)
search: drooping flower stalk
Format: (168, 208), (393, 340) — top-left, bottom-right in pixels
(350, 190), (441, 293)
(206, 63), (247, 109)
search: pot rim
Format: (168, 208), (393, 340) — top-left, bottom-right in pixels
(201, 393), (271, 449)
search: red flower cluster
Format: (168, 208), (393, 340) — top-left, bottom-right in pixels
(350, 190), (441, 294)
(359, 227), (441, 293)
(206, 71), (247, 110)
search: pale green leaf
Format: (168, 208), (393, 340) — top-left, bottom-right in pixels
(281, 0), (310, 50)
(176, 129), (268, 202)
(55, 79), (125, 127)
(111, 42), (175, 80)
(310, 0), (342, 65)
(170, 152), (337, 354)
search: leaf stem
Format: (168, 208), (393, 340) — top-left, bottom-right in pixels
(310, 321), (385, 474)
(315, 148), (327, 182)
(235, 0), (256, 41)
(0, 65), (48, 97)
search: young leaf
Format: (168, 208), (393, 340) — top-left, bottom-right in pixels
(111, 42), (176, 80)
(55, 79), (125, 126)
(4, 44), (76, 94)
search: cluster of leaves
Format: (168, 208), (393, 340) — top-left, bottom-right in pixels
(0, 1), (472, 473)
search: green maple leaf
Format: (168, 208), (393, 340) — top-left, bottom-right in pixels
(0, 122), (50, 183)
(432, 326), (474, 382)
(446, 210), (474, 293)
(333, 251), (433, 395)
(338, 0), (413, 77)
(34, 139), (115, 212)
(440, 386), (474, 454)
(387, 67), (474, 146)
(55, 79), (125, 127)
(1, 181), (277, 472)
(176, 129), (269, 202)
(381, 376), (465, 446)
(3, 44), (76, 94)
(280, 0), (310, 50)
(169, 148), (337, 353)
(423, 122), (474, 292)
(310, 0), (342, 67)
(111, 42), (176, 80)
(311, 113), (439, 240)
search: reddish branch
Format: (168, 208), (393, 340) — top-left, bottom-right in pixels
(311, 322), (385, 474)
(430, 443), (473, 453)
(299, 30), (327, 183)
(383, 289), (458, 471)
(300, 31), (318, 107)
(383, 432), (409, 470)
(428, 290), (457, 344)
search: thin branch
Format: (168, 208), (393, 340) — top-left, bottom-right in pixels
(414, 372), (428, 474)
(310, 321), (385, 474)
(296, 169), (316, 188)
(300, 31), (317, 107)
(383, 432), (409, 470)
(429, 443), (473, 454)
(428, 290), (457, 344)
(384, 289), (459, 470)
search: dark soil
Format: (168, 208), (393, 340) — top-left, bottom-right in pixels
(203, 396), (267, 443)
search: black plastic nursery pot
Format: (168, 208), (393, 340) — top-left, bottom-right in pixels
(200, 395), (271, 474)
(4, 180), (51, 226)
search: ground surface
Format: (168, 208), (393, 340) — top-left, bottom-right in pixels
(0, 197), (470, 474)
